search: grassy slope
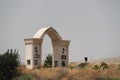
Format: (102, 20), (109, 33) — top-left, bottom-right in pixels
(16, 63), (120, 80)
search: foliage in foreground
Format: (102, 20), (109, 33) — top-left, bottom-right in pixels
(19, 66), (120, 80)
(105, 76), (120, 80)
(13, 74), (33, 80)
(0, 49), (20, 80)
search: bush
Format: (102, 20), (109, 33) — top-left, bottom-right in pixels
(69, 66), (75, 69)
(43, 54), (52, 68)
(118, 65), (120, 70)
(13, 74), (33, 80)
(92, 65), (100, 69)
(0, 49), (20, 80)
(100, 62), (109, 70)
(92, 62), (109, 70)
(13, 75), (33, 80)
(78, 63), (89, 68)
(104, 76), (120, 80)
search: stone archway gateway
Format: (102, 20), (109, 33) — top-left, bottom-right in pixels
(24, 26), (70, 69)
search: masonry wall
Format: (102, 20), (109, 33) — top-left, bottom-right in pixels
(25, 44), (33, 69)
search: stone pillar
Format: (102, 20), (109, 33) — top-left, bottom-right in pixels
(61, 40), (70, 67)
(52, 40), (61, 67)
(52, 40), (70, 67)
(24, 38), (43, 69)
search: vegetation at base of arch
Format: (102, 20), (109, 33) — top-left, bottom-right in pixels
(43, 54), (52, 68)
(0, 49), (20, 80)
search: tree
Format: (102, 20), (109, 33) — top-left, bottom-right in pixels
(43, 54), (52, 68)
(0, 49), (20, 80)
(84, 57), (88, 63)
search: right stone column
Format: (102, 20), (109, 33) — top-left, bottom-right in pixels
(61, 40), (70, 67)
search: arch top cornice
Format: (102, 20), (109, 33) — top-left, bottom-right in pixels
(33, 26), (62, 40)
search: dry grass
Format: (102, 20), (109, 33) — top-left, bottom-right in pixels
(20, 63), (120, 80)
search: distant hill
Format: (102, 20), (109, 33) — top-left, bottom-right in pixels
(90, 57), (120, 64)
(69, 57), (120, 67)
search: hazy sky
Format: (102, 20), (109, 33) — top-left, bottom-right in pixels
(0, 0), (120, 62)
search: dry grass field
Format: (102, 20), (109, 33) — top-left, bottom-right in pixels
(16, 62), (120, 80)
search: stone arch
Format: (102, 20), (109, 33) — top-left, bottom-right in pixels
(33, 27), (62, 40)
(24, 26), (70, 69)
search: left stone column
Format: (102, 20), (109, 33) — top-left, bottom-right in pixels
(24, 38), (43, 69)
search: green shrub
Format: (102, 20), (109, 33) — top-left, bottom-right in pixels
(69, 66), (74, 69)
(13, 75), (33, 80)
(118, 65), (120, 70)
(92, 65), (100, 69)
(43, 54), (52, 68)
(100, 62), (109, 70)
(104, 76), (120, 80)
(78, 63), (88, 68)
(0, 49), (20, 80)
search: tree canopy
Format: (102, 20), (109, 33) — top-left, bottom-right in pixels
(0, 49), (20, 80)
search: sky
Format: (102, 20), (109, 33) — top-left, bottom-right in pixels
(0, 0), (120, 63)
